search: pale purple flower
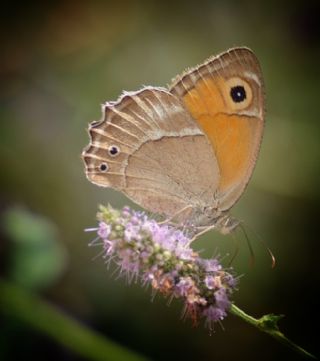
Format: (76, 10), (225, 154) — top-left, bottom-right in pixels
(97, 222), (111, 239)
(103, 240), (114, 255)
(205, 275), (220, 290)
(124, 223), (141, 242)
(224, 273), (238, 288)
(203, 305), (227, 324)
(176, 277), (196, 297)
(121, 206), (131, 218)
(175, 247), (194, 261)
(200, 259), (222, 272)
(214, 288), (231, 309)
(89, 204), (237, 329)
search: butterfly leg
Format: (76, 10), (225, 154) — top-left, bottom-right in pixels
(189, 224), (217, 243)
(158, 205), (194, 225)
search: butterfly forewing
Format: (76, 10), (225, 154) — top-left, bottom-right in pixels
(169, 47), (265, 211)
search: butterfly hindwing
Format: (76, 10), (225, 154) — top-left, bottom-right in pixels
(82, 87), (220, 218)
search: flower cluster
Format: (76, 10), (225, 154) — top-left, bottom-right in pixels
(87, 205), (237, 329)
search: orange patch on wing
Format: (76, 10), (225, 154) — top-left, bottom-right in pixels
(183, 77), (226, 118)
(183, 77), (256, 191)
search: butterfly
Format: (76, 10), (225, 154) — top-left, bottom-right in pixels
(82, 47), (265, 235)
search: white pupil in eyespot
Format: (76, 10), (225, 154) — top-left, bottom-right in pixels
(230, 85), (246, 103)
(108, 145), (119, 156)
(100, 163), (108, 172)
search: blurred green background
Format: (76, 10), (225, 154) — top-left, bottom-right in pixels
(1, 0), (319, 360)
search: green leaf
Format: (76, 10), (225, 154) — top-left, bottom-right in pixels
(259, 313), (285, 331)
(2, 207), (67, 290)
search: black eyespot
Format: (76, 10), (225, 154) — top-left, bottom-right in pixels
(108, 145), (120, 157)
(100, 163), (108, 172)
(230, 85), (246, 103)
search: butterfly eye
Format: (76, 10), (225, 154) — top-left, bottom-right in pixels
(230, 85), (246, 103)
(100, 163), (108, 172)
(108, 145), (120, 157)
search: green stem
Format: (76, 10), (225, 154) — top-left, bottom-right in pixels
(0, 278), (150, 361)
(230, 304), (317, 359)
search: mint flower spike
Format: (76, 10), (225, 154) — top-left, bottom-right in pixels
(86, 205), (316, 358)
(90, 204), (237, 329)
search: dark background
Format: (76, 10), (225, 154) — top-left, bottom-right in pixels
(1, 1), (319, 360)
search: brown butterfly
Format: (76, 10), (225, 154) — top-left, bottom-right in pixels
(82, 47), (265, 235)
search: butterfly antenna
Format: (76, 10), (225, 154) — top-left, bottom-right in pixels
(241, 223), (276, 269)
(239, 223), (255, 268)
(228, 233), (240, 267)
